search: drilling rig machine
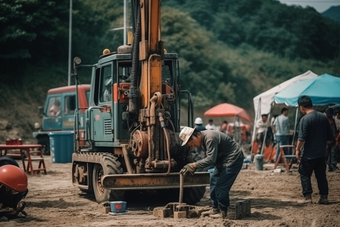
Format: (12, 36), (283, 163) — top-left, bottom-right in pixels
(71, 0), (210, 204)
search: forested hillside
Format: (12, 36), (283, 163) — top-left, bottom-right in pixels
(322, 5), (340, 23)
(0, 0), (340, 141)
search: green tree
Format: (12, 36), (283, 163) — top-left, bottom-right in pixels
(0, 0), (69, 61)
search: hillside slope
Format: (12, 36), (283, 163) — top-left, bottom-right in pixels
(0, 86), (43, 144)
(322, 5), (340, 23)
(1, 0), (340, 144)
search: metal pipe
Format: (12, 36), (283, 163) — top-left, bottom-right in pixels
(179, 173), (184, 204)
(122, 145), (134, 174)
(68, 0), (72, 86)
(158, 112), (171, 174)
(148, 94), (159, 164)
(292, 107), (299, 145)
(164, 128), (171, 174)
(150, 160), (175, 169)
(123, 0), (126, 45)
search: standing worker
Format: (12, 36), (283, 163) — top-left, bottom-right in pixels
(194, 117), (206, 131)
(193, 117), (207, 162)
(255, 114), (271, 154)
(179, 127), (244, 219)
(323, 107), (339, 172)
(273, 108), (290, 162)
(220, 121), (229, 135)
(205, 119), (217, 131)
(296, 96), (334, 204)
(333, 106), (340, 170)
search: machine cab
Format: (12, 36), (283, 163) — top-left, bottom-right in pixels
(86, 52), (181, 147)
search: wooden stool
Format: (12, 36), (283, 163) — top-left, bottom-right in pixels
(23, 148), (47, 175)
(274, 145), (296, 171)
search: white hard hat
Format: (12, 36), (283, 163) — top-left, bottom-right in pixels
(179, 126), (195, 146)
(34, 123), (41, 129)
(194, 117), (203, 124)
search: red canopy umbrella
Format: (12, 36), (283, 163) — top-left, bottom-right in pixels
(204, 103), (252, 122)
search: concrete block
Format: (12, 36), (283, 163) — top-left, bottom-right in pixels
(243, 199), (251, 216)
(187, 209), (199, 218)
(103, 206), (111, 214)
(228, 199), (251, 220)
(174, 211), (187, 219)
(153, 207), (171, 218)
(195, 206), (211, 217)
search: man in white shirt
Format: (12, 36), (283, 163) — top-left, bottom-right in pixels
(255, 114), (270, 154)
(206, 119), (217, 131)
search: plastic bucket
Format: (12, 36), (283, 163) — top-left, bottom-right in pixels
(109, 201), (127, 213)
(254, 154), (264, 171)
(49, 132), (74, 163)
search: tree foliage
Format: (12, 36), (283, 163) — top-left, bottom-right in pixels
(0, 0), (339, 113)
(164, 0), (340, 61)
(0, 0), (69, 60)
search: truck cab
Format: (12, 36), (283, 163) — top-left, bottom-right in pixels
(33, 85), (90, 155)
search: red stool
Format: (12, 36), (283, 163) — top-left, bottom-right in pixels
(274, 145), (297, 171)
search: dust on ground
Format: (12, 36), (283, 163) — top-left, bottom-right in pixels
(1, 156), (340, 227)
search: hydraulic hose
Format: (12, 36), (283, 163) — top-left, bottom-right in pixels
(159, 112), (171, 175)
(129, 2), (141, 114)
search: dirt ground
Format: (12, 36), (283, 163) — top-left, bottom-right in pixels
(0, 156), (339, 227)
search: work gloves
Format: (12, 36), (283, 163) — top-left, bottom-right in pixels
(180, 163), (197, 176)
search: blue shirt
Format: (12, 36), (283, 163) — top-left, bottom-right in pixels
(195, 125), (206, 131)
(273, 114), (290, 136)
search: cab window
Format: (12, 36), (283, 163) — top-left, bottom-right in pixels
(100, 65), (112, 102)
(47, 96), (61, 116)
(64, 95), (76, 115)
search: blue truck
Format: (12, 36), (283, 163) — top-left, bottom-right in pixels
(33, 85), (90, 155)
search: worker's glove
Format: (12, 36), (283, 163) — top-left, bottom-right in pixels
(180, 163), (197, 176)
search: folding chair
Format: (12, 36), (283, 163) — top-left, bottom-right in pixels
(274, 145), (297, 171)
(23, 147), (47, 175)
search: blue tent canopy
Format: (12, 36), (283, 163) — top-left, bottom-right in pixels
(274, 73), (340, 106)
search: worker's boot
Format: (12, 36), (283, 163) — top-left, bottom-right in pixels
(210, 208), (227, 219)
(318, 195), (328, 205)
(201, 207), (219, 217)
(304, 193), (312, 203)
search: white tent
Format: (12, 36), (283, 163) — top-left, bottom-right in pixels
(274, 73), (340, 106)
(251, 70), (318, 153)
(253, 70), (318, 118)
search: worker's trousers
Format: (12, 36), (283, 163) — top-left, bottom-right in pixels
(298, 157), (328, 196)
(326, 144), (339, 170)
(274, 135), (290, 162)
(209, 156), (243, 210)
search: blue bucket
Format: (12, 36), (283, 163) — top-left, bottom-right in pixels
(109, 201), (127, 213)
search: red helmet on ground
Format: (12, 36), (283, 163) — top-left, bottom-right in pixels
(0, 165), (27, 192)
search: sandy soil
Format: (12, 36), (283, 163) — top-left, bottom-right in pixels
(1, 156), (340, 227)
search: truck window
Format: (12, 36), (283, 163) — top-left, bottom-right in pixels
(162, 60), (173, 86)
(100, 65), (112, 102)
(64, 95), (76, 115)
(118, 61), (131, 82)
(86, 90), (90, 104)
(48, 96), (61, 116)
